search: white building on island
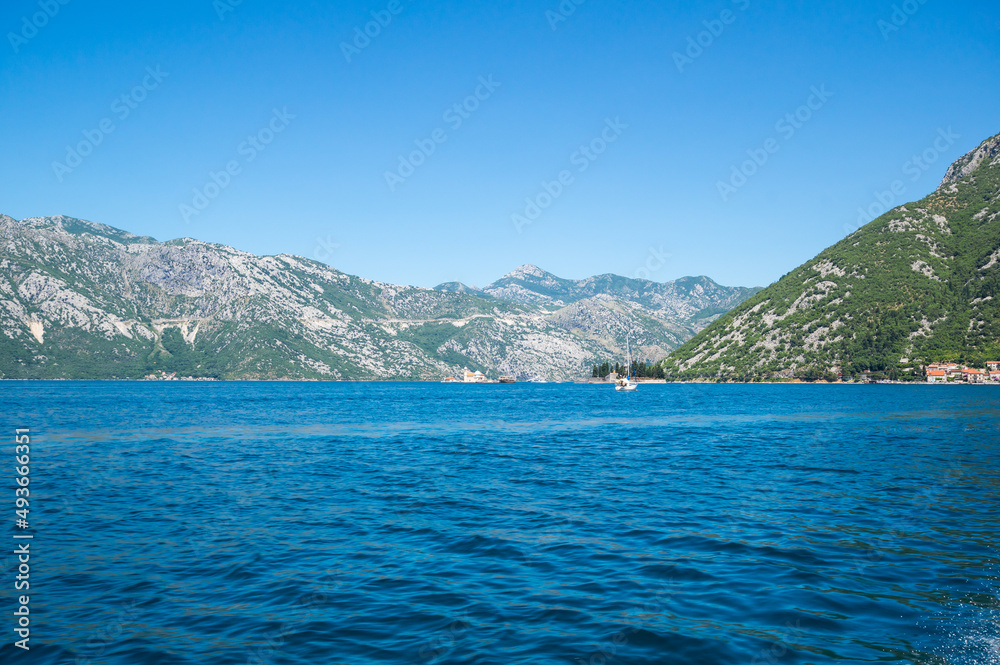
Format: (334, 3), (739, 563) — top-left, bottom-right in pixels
(463, 369), (489, 383)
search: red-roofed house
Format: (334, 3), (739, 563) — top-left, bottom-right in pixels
(963, 368), (987, 384)
(926, 370), (947, 384)
(946, 365), (965, 380)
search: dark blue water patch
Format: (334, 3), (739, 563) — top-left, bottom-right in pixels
(1, 382), (998, 663)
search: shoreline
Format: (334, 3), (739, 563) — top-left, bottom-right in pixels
(1, 378), (997, 386)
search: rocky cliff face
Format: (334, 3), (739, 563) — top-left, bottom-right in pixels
(0, 216), (759, 380)
(662, 131), (1000, 380)
(939, 133), (1000, 189)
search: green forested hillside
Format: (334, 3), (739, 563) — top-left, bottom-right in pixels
(661, 131), (1000, 381)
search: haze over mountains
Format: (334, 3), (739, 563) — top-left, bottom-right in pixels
(664, 131), (1000, 381)
(0, 216), (758, 380)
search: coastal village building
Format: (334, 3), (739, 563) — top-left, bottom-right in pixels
(926, 370), (947, 383)
(925, 362), (1000, 383)
(963, 368), (987, 384)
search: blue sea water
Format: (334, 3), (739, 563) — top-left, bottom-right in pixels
(1, 382), (999, 664)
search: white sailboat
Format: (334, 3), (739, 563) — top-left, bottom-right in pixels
(614, 335), (638, 392)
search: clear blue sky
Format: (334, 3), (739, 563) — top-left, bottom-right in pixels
(2, 0), (997, 289)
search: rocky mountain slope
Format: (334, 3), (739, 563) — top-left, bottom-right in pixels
(450, 264), (758, 324)
(0, 216), (759, 380)
(661, 131), (1000, 380)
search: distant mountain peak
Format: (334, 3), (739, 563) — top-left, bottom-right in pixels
(433, 281), (482, 294)
(480, 263), (759, 316)
(505, 264), (551, 280)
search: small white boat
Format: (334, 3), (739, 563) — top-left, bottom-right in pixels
(614, 377), (638, 392)
(615, 335), (638, 392)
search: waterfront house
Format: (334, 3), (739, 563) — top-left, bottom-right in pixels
(926, 369), (947, 383)
(963, 368), (987, 384)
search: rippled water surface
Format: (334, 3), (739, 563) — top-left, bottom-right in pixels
(2, 382), (999, 664)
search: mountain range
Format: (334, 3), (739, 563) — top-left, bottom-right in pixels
(662, 130), (1000, 380)
(11, 128), (995, 383)
(0, 216), (759, 380)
